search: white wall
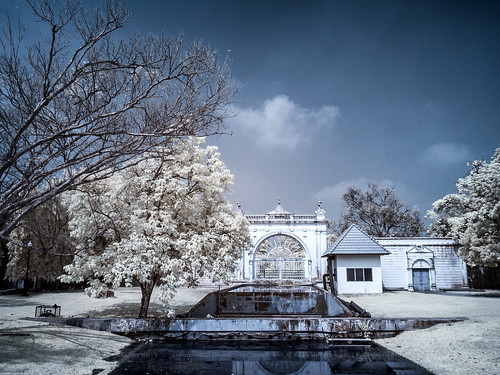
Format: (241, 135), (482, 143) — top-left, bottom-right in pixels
(433, 244), (468, 289)
(378, 238), (468, 290)
(241, 218), (328, 281)
(378, 243), (410, 289)
(336, 255), (383, 294)
(237, 219), (468, 293)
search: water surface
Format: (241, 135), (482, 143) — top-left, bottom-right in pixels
(108, 341), (433, 374)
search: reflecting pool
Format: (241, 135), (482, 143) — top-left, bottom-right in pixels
(108, 341), (433, 374)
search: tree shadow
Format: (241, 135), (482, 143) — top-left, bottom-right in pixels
(0, 324), (130, 367)
(88, 302), (166, 318)
(445, 291), (500, 298)
(87, 302), (197, 318)
(0, 297), (43, 308)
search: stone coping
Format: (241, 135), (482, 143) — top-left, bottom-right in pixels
(26, 316), (465, 341)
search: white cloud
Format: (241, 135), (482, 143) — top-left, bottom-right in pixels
(315, 178), (394, 219)
(229, 95), (339, 150)
(419, 143), (472, 165)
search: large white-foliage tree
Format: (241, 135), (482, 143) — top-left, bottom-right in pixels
(427, 148), (500, 266)
(0, 0), (236, 245)
(60, 138), (251, 318)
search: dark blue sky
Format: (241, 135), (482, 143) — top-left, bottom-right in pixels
(3, 0), (500, 220)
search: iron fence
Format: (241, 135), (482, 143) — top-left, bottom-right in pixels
(254, 259), (305, 280)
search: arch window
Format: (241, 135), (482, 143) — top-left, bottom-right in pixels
(254, 234), (307, 280)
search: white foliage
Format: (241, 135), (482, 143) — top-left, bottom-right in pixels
(427, 148), (500, 266)
(61, 137), (251, 315)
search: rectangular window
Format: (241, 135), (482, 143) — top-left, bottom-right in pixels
(346, 268), (373, 282)
(347, 268), (355, 281)
(355, 268), (364, 281)
(364, 268), (373, 281)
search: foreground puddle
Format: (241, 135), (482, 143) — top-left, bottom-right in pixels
(108, 340), (433, 374)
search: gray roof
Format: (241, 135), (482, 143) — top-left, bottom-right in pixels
(323, 224), (390, 257)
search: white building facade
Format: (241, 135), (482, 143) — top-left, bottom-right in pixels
(322, 225), (390, 294)
(237, 202), (468, 293)
(237, 200), (328, 282)
(377, 237), (468, 291)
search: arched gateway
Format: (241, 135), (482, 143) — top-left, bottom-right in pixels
(254, 233), (307, 280)
(236, 200), (328, 282)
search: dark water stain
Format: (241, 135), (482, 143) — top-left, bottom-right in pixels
(108, 340), (434, 374)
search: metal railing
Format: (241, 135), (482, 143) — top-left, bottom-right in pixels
(254, 259), (306, 280)
(246, 214), (320, 223)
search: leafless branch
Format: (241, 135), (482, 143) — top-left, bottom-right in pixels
(0, 0), (238, 241)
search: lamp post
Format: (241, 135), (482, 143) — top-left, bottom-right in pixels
(23, 241), (32, 296)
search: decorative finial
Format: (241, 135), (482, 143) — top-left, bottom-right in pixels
(316, 200), (326, 219)
(272, 198), (287, 215)
(237, 201), (244, 215)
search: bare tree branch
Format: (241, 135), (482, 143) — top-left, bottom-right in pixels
(338, 183), (425, 237)
(0, 0), (238, 241)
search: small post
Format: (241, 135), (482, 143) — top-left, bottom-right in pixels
(327, 257), (335, 295)
(23, 241), (32, 296)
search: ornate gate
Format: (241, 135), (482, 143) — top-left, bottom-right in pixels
(253, 234), (307, 280)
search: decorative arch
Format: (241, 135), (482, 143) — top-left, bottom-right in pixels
(252, 233), (310, 280)
(412, 259), (431, 269)
(257, 358), (306, 375)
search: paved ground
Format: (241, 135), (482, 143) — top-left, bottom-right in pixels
(0, 287), (216, 375)
(0, 287), (499, 374)
(345, 290), (500, 375)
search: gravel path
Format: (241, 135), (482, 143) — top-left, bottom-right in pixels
(343, 290), (500, 375)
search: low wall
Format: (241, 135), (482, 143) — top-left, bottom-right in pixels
(30, 316), (464, 341)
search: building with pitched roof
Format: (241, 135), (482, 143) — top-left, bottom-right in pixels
(322, 224), (390, 294)
(237, 201), (468, 294)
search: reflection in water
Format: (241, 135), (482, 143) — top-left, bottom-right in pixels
(109, 341), (433, 375)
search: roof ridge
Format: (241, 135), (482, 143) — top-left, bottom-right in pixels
(354, 224), (387, 249)
(323, 224), (390, 256)
(328, 224), (355, 252)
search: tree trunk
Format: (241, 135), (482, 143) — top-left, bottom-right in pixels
(0, 238), (9, 289)
(138, 278), (157, 318)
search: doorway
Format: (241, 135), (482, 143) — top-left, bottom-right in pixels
(412, 269), (430, 291)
